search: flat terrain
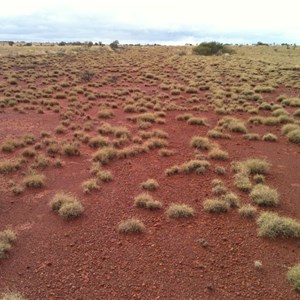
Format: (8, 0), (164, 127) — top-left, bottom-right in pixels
(0, 44), (299, 299)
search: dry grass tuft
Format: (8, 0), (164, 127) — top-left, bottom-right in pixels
(141, 179), (159, 191)
(23, 173), (45, 188)
(117, 218), (145, 234)
(250, 184), (279, 206)
(203, 199), (230, 213)
(256, 212), (300, 238)
(288, 264), (300, 291)
(134, 193), (162, 210)
(238, 204), (257, 218)
(166, 203), (195, 218)
(50, 192), (84, 219)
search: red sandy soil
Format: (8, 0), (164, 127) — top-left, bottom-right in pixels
(0, 54), (300, 300)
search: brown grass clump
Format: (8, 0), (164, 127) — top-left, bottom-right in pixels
(96, 170), (113, 182)
(158, 149), (175, 157)
(238, 204), (257, 218)
(243, 133), (260, 141)
(203, 199), (230, 213)
(89, 136), (110, 148)
(93, 147), (117, 164)
(190, 136), (212, 150)
(262, 133), (277, 142)
(0, 229), (16, 259)
(233, 159), (271, 175)
(98, 109), (113, 118)
(287, 264), (300, 291)
(62, 142), (80, 156)
(117, 218), (145, 234)
(222, 192), (240, 208)
(0, 291), (28, 300)
(141, 179), (159, 191)
(82, 178), (100, 193)
(257, 212), (300, 238)
(286, 129), (300, 145)
(208, 148), (229, 160)
(250, 184), (279, 206)
(23, 173), (45, 188)
(0, 159), (21, 175)
(234, 172), (252, 192)
(166, 203), (195, 218)
(50, 192), (84, 220)
(134, 193), (162, 210)
(187, 117), (208, 126)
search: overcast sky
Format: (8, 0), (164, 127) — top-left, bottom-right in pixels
(1, 0), (299, 44)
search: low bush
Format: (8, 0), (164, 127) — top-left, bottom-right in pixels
(193, 41), (234, 56)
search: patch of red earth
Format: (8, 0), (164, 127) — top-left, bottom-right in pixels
(0, 87), (299, 299)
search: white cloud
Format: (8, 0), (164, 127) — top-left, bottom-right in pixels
(1, 0), (300, 44)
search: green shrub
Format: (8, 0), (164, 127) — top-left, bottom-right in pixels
(287, 264), (300, 291)
(256, 212), (300, 238)
(250, 184), (279, 206)
(193, 42), (234, 56)
(117, 218), (145, 234)
(166, 203), (195, 218)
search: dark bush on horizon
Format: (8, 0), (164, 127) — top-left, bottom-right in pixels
(193, 41), (234, 56)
